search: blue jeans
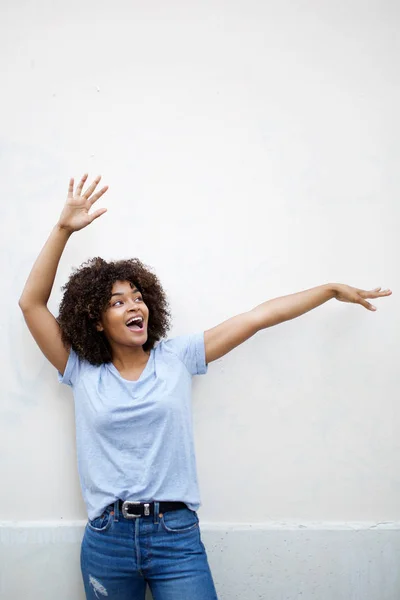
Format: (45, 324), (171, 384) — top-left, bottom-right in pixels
(81, 501), (219, 599)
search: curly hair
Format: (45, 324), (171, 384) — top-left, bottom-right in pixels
(57, 257), (171, 365)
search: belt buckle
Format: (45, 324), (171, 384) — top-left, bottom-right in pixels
(122, 501), (150, 519)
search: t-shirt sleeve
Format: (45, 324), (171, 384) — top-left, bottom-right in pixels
(57, 347), (82, 387)
(163, 332), (208, 376)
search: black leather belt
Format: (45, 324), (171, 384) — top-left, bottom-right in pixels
(117, 500), (187, 519)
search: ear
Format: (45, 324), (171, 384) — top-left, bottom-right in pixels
(96, 321), (104, 332)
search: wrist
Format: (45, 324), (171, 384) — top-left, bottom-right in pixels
(325, 283), (341, 298)
(55, 222), (74, 237)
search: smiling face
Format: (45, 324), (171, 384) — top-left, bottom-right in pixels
(96, 280), (149, 348)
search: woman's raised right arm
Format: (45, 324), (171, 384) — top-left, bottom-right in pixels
(18, 174), (108, 374)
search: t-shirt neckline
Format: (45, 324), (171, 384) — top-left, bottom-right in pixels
(107, 349), (154, 384)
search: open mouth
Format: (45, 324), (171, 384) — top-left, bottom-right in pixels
(125, 316), (145, 332)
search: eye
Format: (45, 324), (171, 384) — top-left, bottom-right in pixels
(134, 297), (143, 303)
(112, 300), (123, 306)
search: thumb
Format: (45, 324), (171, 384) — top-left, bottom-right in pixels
(358, 297), (376, 311)
(89, 208), (108, 223)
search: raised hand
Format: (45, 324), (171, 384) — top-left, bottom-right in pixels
(58, 174), (108, 233)
(334, 284), (392, 311)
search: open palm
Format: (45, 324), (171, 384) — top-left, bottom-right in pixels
(58, 174), (108, 233)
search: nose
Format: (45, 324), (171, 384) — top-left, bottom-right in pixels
(127, 299), (139, 311)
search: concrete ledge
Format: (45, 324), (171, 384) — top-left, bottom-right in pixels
(1, 521), (400, 599)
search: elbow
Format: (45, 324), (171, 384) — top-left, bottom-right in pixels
(18, 296), (48, 312)
(18, 295), (35, 312)
(18, 297), (28, 312)
(250, 306), (283, 330)
(249, 307), (269, 332)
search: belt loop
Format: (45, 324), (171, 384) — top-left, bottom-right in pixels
(113, 500), (119, 522)
(154, 501), (160, 524)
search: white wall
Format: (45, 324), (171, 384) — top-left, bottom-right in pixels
(1, 0), (399, 597)
(2, 523), (400, 600)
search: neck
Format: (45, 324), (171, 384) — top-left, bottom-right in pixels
(110, 344), (150, 372)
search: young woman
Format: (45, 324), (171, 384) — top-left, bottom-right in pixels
(19, 174), (391, 600)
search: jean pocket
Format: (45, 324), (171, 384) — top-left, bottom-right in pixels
(87, 507), (114, 533)
(161, 508), (199, 533)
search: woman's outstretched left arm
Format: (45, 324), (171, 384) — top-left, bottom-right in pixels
(204, 283), (392, 364)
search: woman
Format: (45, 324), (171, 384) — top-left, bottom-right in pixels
(19, 174), (391, 599)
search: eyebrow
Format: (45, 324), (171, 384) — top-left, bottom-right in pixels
(111, 288), (140, 298)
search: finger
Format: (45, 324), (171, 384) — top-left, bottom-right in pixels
(88, 185), (109, 205)
(68, 178), (74, 198)
(358, 287), (381, 298)
(76, 173), (89, 196)
(372, 289), (392, 297)
(88, 207), (108, 223)
(378, 289), (392, 296)
(361, 288), (392, 299)
(83, 175), (102, 200)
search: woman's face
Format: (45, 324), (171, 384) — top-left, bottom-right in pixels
(96, 280), (149, 348)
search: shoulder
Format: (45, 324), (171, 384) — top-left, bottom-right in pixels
(57, 346), (101, 387)
(155, 333), (207, 376)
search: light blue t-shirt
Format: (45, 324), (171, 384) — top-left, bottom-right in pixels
(58, 333), (207, 520)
